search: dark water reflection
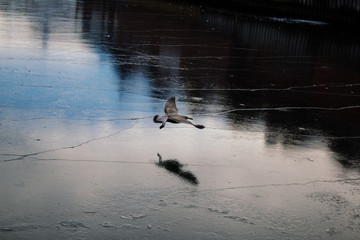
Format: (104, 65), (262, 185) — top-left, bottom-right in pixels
(74, 0), (360, 168)
(156, 153), (198, 184)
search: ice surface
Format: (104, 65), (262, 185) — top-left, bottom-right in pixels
(1, 0), (360, 239)
(121, 214), (147, 220)
(101, 222), (116, 228)
(59, 220), (87, 229)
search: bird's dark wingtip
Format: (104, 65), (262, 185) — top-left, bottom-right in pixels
(195, 124), (205, 129)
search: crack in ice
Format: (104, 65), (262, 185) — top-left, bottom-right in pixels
(0, 116), (153, 122)
(25, 156), (153, 165)
(1, 127), (133, 162)
(208, 105), (360, 115)
(198, 178), (360, 192)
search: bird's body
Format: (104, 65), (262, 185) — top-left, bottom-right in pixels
(153, 97), (205, 129)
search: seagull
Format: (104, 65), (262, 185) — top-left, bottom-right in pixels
(153, 97), (205, 129)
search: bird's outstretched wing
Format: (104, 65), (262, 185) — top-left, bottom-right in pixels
(164, 97), (178, 115)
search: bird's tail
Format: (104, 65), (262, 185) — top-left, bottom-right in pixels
(179, 170), (198, 184)
(194, 124), (205, 129)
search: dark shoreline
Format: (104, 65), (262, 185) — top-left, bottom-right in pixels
(174, 0), (360, 26)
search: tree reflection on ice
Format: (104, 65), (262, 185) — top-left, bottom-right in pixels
(156, 153), (198, 184)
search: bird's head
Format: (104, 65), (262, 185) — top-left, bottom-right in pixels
(153, 115), (161, 123)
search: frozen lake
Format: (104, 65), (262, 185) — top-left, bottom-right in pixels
(1, 0), (360, 239)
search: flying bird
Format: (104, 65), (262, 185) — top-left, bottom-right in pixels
(153, 97), (205, 129)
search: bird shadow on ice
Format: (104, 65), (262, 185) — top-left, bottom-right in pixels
(155, 153), (198, 185)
